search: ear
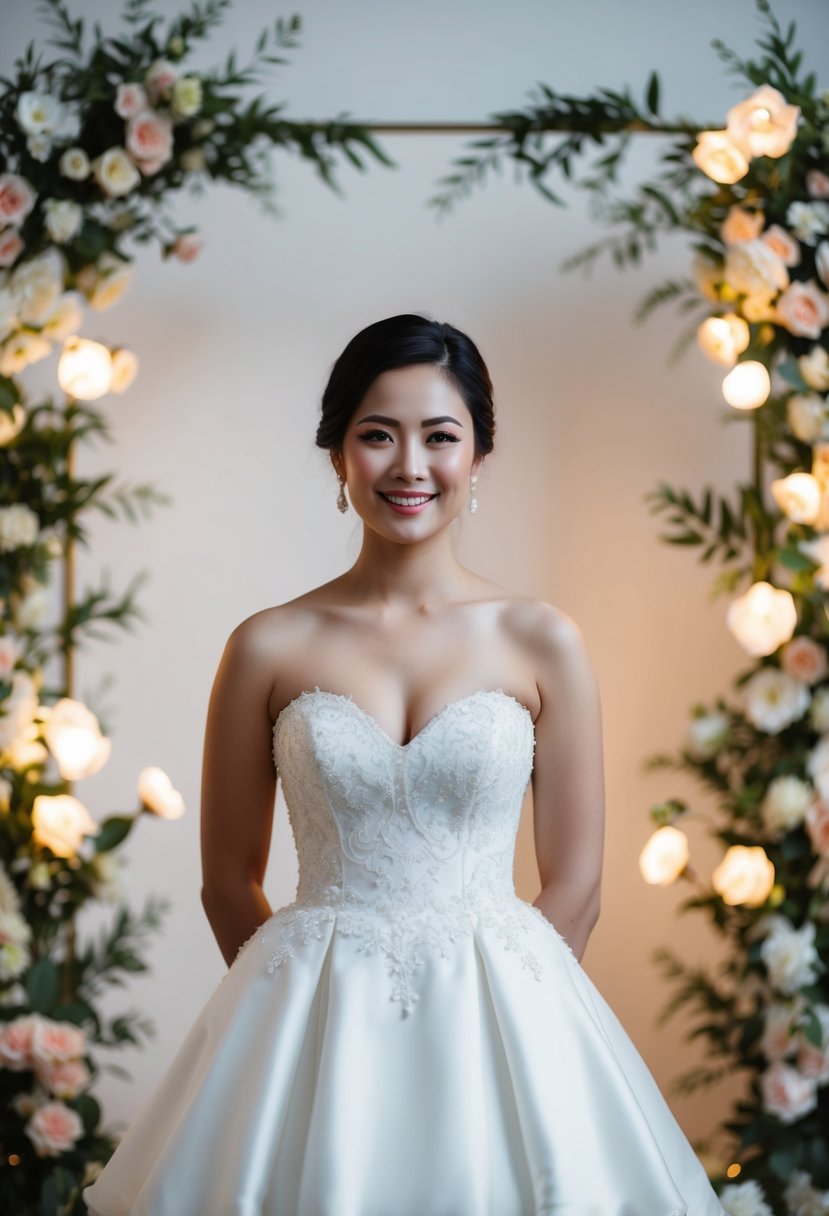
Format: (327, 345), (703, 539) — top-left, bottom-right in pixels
(330, 450), (344, 481)
(471, 453), (484, 478)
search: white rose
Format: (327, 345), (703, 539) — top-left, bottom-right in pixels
(743, 667), (810, 734)
(58, 147), (90, 181)
(9, 247), (66, 324)
(761, 1059), (818, 1123)
(724, 239), (789, 300)
(787, 392), (827, 442)
(0, 503), (39, 552)
(783, 1169), (829, 1216)
(720, 1178), (774, 1216)
(761, 775), (813, 835)
(42, 199), (83, 244)
(12, 582), (49, 630)
(787, 201), (829, 246)
(15, 92), (66, 137)
(684, 710), (729, 760)
(760, 918), (820, 994)
(91, 146), (140, 198)
(26, 134), (52, 164)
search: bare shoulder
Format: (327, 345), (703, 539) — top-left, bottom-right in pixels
(499, 598), (597, 706)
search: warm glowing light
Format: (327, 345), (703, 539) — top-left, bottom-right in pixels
(771, 472), (822, 524)
(31, 794), (100, 857)
(697, 315), (750, 366)
(726, 580), (797, 656)
(726, 1163), (742, 1179)
(712, 844), (775, 906)
(137, 766), (185, 819)
(43, 698), (111, 780)
(57, 336), (113, 399)
(638, 825), (690, 885)
(722, 360), (771, 409)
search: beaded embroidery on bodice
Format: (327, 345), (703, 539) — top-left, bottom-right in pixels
(233, 687), (577, 1015)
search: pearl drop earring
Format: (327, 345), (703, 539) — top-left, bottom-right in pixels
(469, 474), (479, 514)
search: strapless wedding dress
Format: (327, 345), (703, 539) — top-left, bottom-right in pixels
(83, 687), (726, 1216)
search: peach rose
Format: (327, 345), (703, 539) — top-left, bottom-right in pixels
(0, 173), (36, 227)
(114, 82), (149, 120)
(721, 205), (764, 245)
(692, 130), (749, 184)
(37, 1056), (90, 1099)
(25, 1099), (84, 1156)
(776, 279), (829, 340)
(125, 110), (173, 169)
(727, 85), (800, 159)
(31, 1016), (86, 1065)
(0, 228), (24, 268)
(806, 798), (829, 856)
(761, 1060), (818, 1123)
(0, 1012), (38, 1070)
(781, 636), (829, 684)
(760, 224), (801, 267)
(808, 170), (829, 200)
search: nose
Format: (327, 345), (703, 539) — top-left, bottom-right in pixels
(392, 433), (428, 481)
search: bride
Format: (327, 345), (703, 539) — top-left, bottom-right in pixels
(201, 311), (604, 970)
(84, 313), (726, 1215)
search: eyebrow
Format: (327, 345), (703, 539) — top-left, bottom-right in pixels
(354, 414), (464, 427)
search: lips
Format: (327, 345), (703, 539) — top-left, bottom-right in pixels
(377, 492), (438, 503)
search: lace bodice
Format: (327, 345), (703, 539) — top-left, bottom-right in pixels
(233, 687), (577, 1015)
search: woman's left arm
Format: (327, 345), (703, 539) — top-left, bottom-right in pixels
(527, 605), (606, 963)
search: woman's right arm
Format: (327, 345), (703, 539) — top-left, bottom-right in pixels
(200, 616), (279, 967)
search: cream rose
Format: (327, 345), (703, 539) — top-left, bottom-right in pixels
(761, 775), (814, 835)
(692, 130), (749, 184)
(9, 246), (66, 325)
(137, 766), (185, 818)
(684, 710), (729, 760)
(771, 473), (821, 525)
(727, 85), (799, 159)
(711, 845), (775, 906)
(0, 503), (39, 551)
(724, 239), (789, 301)
(92, 146), (141, 198)
(726, 581), (797, 657)
(799, 346), (829, 391)
(31, 793), (100, 858)
(171, 75), (203, 119)
(39, 290), (84, 342)
(0, 332), (51, 377)
(109, 347), (138, 393)
(0, 172), (36, 227)
(742, 667), (810, 735)
(58, 147), (90, 181)
(787, 392), (827, 442)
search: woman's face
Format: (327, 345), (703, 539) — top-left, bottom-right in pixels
(332, 364), (483, 542)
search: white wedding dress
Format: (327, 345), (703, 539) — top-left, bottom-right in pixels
(83, 687), (726, 1216)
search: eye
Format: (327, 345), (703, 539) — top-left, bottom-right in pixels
(428, 431), (461, 443)
(359, 429), (392, 442)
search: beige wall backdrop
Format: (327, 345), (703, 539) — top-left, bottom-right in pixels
(4, 0), (828, 1145)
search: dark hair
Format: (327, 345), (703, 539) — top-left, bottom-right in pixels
(316, 314), (496, 457)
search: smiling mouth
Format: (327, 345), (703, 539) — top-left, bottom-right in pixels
(378, 492), (438, 506)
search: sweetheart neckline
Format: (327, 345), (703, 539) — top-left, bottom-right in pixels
(272, 686), (535, 750)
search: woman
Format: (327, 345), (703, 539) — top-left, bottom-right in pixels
(84, 314), (726, 1215)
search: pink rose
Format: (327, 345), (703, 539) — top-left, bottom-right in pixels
(761, 1059), (818, 1123)
(25, 1100), (84, 1156)
(37, 1057), (90, 1099)
(775, 279), (829, 339)
(760, 224), (801, 268)
(125, 110), (173, 170)
(781, 636), (829, 684)
(0, 173), (36, 227)
(0, 228), (24, 268)
(0, 1013), (39, 1070)
(31, 1017), (86, 1066)
(145, 58), (178, 105)
(806, 799), (829, 856)
(135, 156), (166, 177)
(797, 1036), (829, 1083)
(171, 233), (203, 262)
(807, 170), (829, 200)
(114, 82), (149, 120)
